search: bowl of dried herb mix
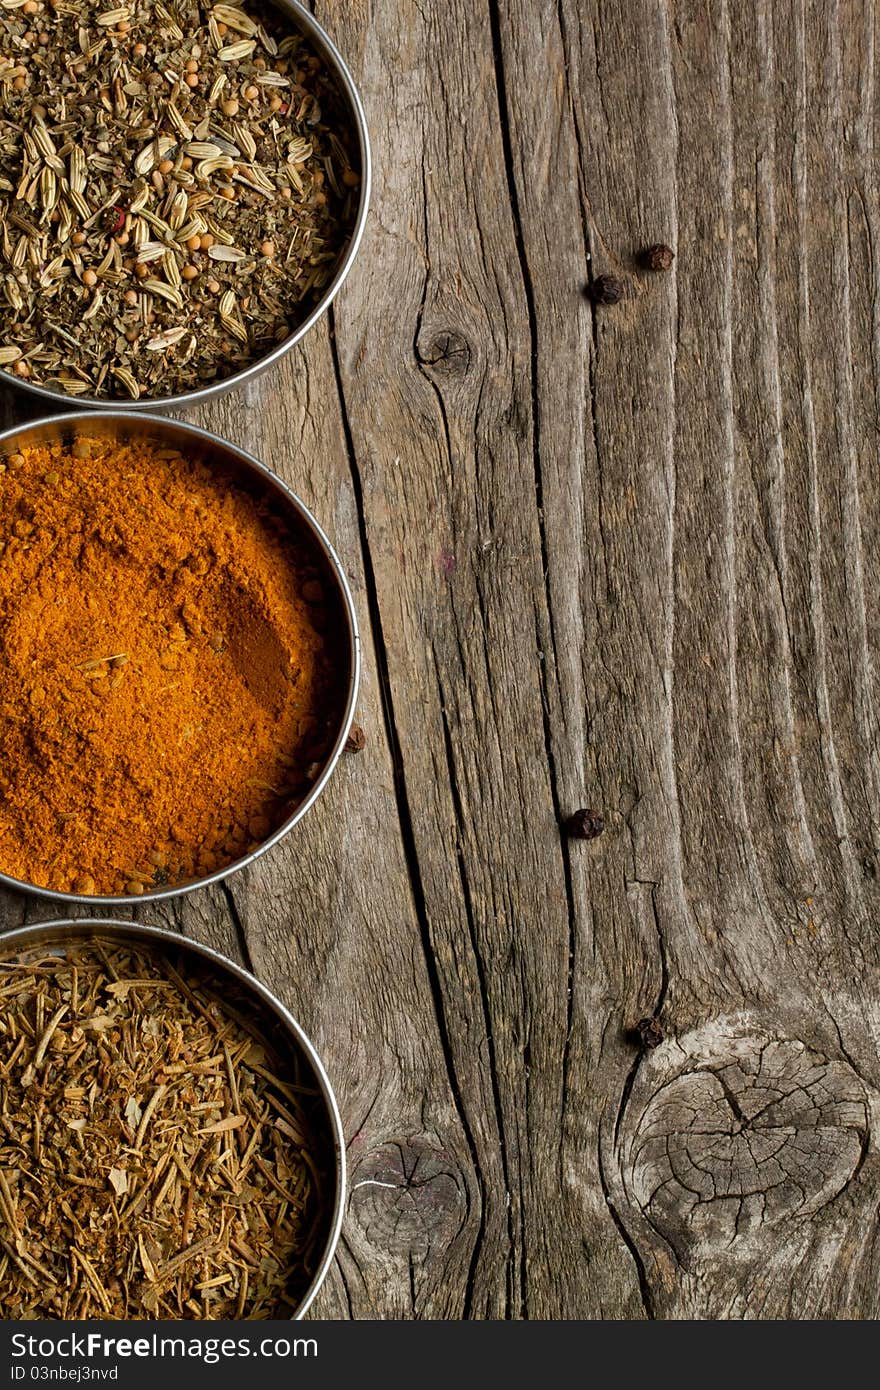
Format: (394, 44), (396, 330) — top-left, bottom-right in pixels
(0, 919), (345, 1320)
(0, 410), (360, 902)
(0, 0), (370, 407)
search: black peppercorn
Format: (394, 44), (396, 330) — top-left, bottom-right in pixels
(344, 724), (366, 754)
(565, 808), (604, 840)
(639, 243), (675, 272)
(589, 274), (624, 306)
(635, 1017), (664, 1049)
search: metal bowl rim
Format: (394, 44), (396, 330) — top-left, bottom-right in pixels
(0, 915), (346, 1321)
(0, 408), (361, 906)
(2, 0), (371, 412)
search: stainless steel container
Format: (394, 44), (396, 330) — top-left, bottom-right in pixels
(0, 917), (346, 1320)
(0, 410), (361, 905)
(7, 0), (371, 413)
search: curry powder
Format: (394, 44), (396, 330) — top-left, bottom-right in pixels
(0, 435), (344, 895)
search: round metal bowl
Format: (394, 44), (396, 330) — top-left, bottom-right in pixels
(4, 0), (370, 413)
(0, 917), (346, 1320)
(0, 410), (360, 905)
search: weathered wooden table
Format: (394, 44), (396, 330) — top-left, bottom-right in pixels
(2, 0), (878, 1320)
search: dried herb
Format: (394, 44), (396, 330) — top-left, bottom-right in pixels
(0, 1), (359, 400)
(565, 808), (604, 840)
(0, 937), (334, 1320)
(639, 243), (674, 272)
(588, 274), (624, 306)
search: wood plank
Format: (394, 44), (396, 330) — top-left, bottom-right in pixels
(493, 0), (880, 1316)
(317, 0), (643, 1318)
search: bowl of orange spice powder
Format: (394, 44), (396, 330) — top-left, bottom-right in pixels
(0, 412), (359, 901)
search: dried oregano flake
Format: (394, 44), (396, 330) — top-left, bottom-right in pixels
(0, 0), (359, 400)
(0, 938), (332, 1320)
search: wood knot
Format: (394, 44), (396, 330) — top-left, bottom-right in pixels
(621, 1017), (868, 1263)
(348, 1137), (468, 1258)
(415, 329), (472, 377)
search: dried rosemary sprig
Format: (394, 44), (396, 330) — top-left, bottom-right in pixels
(0, 938), (332, 1320)
(0, 1), (359, 400)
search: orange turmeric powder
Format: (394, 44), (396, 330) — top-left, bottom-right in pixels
(0, 434), (346, 896)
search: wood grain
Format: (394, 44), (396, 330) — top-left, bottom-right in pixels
(1, 0), (879, 1319)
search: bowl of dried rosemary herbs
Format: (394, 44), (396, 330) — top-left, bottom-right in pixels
(0, 0), (370, 407)
(0, 409), (360, 903)
(0, 919), (346, 1320)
